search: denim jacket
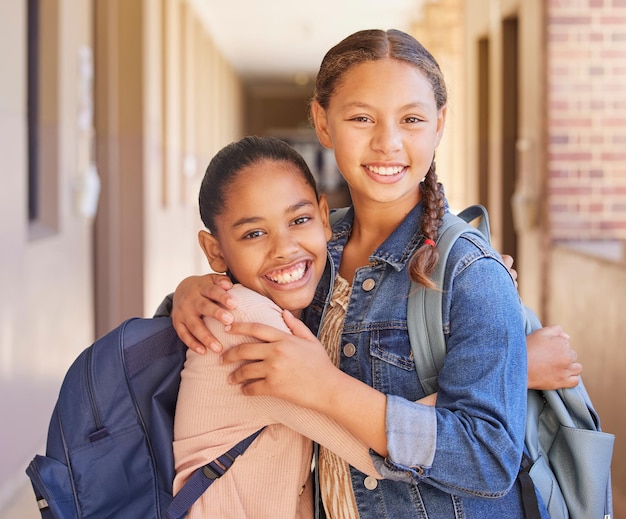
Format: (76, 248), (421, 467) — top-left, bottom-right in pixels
(303, 202), (543, 518)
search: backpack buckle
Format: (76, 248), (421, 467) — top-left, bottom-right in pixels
(202, 452), (237, 480)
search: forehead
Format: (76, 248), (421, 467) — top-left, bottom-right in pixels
(333, 59), (435, 105)
(232, 159), (306, 186)
(225, 159), (315, 202)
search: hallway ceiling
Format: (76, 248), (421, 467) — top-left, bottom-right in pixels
(189, 0), (428, 85)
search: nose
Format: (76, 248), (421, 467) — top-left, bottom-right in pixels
(270, 229), (299, 259)
(371, 120), (402, 155)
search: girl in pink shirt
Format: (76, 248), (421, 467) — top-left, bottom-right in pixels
(173, 136), (382, 518)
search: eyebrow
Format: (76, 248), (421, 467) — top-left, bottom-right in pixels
(230, 199), (316, 229)
(343, 101), (431, 112)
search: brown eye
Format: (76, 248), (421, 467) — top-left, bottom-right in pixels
(242, 230), (265, 240)
(292, 216), (311, 226)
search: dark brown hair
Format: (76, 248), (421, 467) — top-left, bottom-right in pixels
(312, 29), (447, 288)
(199, 136), (319, 233)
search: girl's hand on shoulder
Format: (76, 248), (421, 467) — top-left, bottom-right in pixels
(172, 274), (237, 354)
(501, 254), (518, 288)
(222, 310), (337, 410)
(527, 325), (582, 390)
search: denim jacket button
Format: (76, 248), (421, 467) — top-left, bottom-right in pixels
(362, 278), (376, 291)
(364, 476), (378, 490)
(343, 342), (356, 357)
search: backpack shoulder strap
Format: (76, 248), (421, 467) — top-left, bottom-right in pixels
(407, 205), (491, 395)
(329, 206), (349, 226)
(166, 428), (265, 519)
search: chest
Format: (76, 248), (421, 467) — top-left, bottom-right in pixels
(329, 263), (425, 401)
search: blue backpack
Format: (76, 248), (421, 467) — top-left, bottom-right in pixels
(26, 317), (262, 519)
(331, 205), (614, 519)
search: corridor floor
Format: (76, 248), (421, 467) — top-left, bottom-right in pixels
(2, 480), (39, 519)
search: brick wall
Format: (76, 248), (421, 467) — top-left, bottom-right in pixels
(547, 0), (626, 240)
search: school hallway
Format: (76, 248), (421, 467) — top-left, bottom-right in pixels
(2, 0), (625, 517)
(1, 481), (38, 519)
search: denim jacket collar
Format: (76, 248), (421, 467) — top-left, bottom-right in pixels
(329, 201), (425, 272)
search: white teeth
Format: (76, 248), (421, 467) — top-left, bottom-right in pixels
(267, 262), (306, 284)
(367, 165), (404, 176)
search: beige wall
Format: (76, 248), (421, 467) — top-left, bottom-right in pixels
(4, 0), (623, 514)
(462, 0), (547, 315)
(142, 0), (245, 319)
(93, 0), (244, 336)
(0, 0), (244, 508)
(0, 0), (96, 505)
(464, 0), (625, 514)
(411, 0), (467, 214)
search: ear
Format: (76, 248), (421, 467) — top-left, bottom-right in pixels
(198, 230), (228, 273)
(434, 105), (447, 147)
(318, 194), (332, 241)
(311, 100), (333, 149)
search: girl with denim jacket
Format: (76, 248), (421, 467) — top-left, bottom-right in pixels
(166, 29), (580, 518)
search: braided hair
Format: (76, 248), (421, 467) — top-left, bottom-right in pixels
(312, 29), (447, 288)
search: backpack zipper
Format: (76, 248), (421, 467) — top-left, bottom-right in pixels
(85, 347), (109, 442)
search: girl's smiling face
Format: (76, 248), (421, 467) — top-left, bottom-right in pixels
(312, 58), (446, 212)
(199, 159), (331, 316)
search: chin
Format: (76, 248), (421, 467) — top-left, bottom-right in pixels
(276, 294), (313, 316)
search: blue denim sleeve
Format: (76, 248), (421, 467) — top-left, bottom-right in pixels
(427, 243), (527, 497)
(375, 237), (527, 496)
(370, 395), (437, 483)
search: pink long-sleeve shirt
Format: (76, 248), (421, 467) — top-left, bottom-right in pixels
(173, 284), (379, 518)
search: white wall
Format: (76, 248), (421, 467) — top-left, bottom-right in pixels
(0, 0), (95, 506)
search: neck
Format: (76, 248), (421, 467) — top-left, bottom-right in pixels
(337, 194), (419, 282)
(348, 194), (419, 248)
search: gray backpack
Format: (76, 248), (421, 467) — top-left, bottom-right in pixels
(331, 205), (614, 518)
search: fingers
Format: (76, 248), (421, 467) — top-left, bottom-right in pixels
(174, 323), (207, 355)
(501, 254), (514, 270)
(227, 357), (267, 385)
(526, 324), (583, 390)
(501, 254), (518, 287)
(172, 317), (222, 355)
(221, 342), (286, 396)
(221, 339), (268, 365)
(171, 274), (238, 353)
(227, 321), (287, 343)
(282, 310), (317, 340)
(542, 324), (570, 340)
(563, 357), (583, 388)
(188, 318), (224, 354)
(201, 282), (238, 320)
(558, 345), (582, 389)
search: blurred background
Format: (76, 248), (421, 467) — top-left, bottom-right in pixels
(1, 0), (625, 516)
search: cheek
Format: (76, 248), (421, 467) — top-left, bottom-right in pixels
(222, 250), (259, 280)
(314, 236), (330, 266)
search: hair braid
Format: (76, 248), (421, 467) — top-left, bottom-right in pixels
(409, 161), (445, 289)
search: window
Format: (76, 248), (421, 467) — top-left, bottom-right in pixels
(27, 0), (59, 237)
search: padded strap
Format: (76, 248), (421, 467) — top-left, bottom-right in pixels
(457, 204), (490, 239)
(407, 205), (490, 394)
(165, 428), (265, 519)
(329, 207), (349, 226)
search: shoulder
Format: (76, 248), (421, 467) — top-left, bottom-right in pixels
(442, 217), (502, 267)
(228, 285), (290, 332)
(229, 284), (281, 315)
(443, 229), (513, 291)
